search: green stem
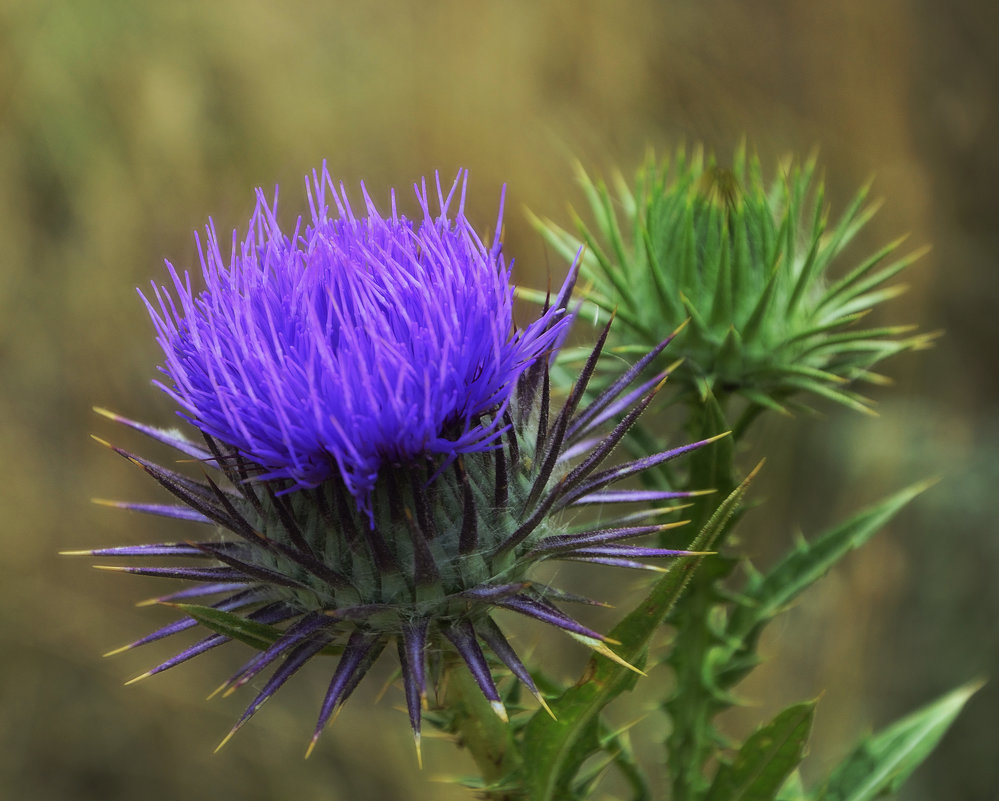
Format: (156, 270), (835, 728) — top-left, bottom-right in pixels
(664, 392), (740, 801)
(446, 661), (523, 799)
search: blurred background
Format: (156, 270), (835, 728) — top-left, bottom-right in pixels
(2, 1), (996, 799)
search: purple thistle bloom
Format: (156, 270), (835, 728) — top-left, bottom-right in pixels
(144, 167), (567, 514)
(80, 168), (719, 756)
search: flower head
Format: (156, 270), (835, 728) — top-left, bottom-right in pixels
(80, 168), (716, 756)
(533, 146), (934, 416)
(145, 168), (566, 513)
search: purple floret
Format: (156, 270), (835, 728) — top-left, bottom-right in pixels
(143, 167), (570, 513)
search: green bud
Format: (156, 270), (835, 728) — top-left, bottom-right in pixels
(532, 145), (934, 416)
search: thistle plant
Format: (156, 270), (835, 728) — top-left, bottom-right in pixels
(73, 154), (976, 801)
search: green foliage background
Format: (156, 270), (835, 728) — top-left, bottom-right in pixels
(1, 1), (995, 799)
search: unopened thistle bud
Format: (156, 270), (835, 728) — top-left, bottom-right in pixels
(76, 167), (715, 754)
(532, 146), (934, 415)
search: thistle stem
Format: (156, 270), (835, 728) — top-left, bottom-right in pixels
(665, 392), (740, 801)
(445, 659), (523, 799)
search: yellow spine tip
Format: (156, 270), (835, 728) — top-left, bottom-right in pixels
(103, 643), (134, 658)
(214, 728), (239, 754)
(59, 549), (94, 556)
(579, 637), (647, 676)
(206, 681), (229, 701)
(124, 671), (152, 686)
(535, 693), (557, 721)
(91, 498), (123, 508)
(413, 733), (423, 770)
(304, 735), (319, 760)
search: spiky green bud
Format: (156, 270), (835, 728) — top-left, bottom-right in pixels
(532, 145), (934, 416)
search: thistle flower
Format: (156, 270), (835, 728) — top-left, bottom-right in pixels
(532, 146), (934, 417)
(78, 167), (716, 756)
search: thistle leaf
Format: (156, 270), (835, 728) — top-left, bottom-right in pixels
(815, 681), (980, 801)
(719, 480), (931, 691)
(705, 701), (816, 801)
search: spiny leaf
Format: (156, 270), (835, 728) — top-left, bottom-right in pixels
(714, 481), (931, 695)
(729, 481), (930, 643)
(705, 701), (815, 801)
(816, 680), (981, 801)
